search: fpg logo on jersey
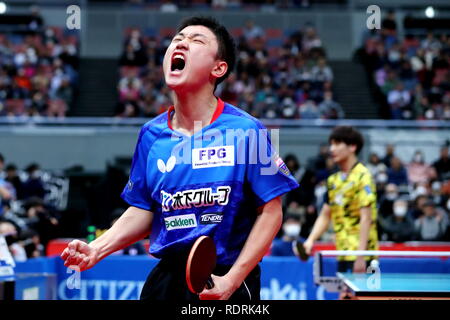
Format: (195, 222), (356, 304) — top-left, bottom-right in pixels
(192, 145), (234, 169)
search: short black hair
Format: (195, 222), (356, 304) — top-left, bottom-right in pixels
(176, 16), (236, 87)
(329, 126), (364, 155)
(284, 154), (300, 172)
(5, 164), (17, 171)
(25, 163), (40, 173)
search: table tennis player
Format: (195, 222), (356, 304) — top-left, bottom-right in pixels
(61, 16), (299, 301)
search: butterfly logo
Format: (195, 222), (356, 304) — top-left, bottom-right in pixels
(157, 156), (176, 173)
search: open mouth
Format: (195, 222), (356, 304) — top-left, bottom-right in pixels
(171, 54), (186, 72)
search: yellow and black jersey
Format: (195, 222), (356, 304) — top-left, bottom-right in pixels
(325, 162), (378, 261)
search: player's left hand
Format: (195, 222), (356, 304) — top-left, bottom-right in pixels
(198, 274), (238, 300)
(353, 256), (367, 273)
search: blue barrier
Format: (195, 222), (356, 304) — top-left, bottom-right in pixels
(14, 273), (57, 300)
(14, 256), (450, 300)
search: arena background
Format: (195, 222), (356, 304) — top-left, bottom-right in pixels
(0, 0), (450, 300)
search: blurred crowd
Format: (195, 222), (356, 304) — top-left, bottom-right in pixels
(271, 142), (450, 256)
(0, 27), (79, 118)
(360, 11), (450, 120)
(126, 0), (312, 10)
(0, 153), (68, 261)
(116, 20), (344, 120)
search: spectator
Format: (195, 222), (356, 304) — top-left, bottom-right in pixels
(283, 154), (316, 209)
(0, 173), (13, 217)
(410, 181), (431, 201)
(55, 78), (73, 107)
(242, 20), (264, 42)
(309, 143), (329, 172)
(421, 32), (442, 52)
(406, 150), (437, 185)
(387, 82), (411, 119)
(387, 156), (408, 186)
(0, 221), (27, 262)
(361, 28), (449, 120)
(380, 69), (399, 96)
(315, 157), (336, 183)
(381, 10), (397, 34)
(271, 215), (301, 256)
(116, 23), (337, 119)
(116, 101), (140, 118)
(311, 58), (333, 83)
(382, 144), (395, 168)
(22, 164), (46, 200)
(374, 167), (389, 198)
(375, 64), (391, 87)
(415, 200), (448, 241)
(4, 164), (24, 200)
(366, 152), (387, 178)
(124, 29), (145, 56)
(22, 197), (59, 249)
(119, 44), (147, 66)
(299, 100), (320, 119)
(160, 0), (178, 12)
(318, 91), (344, 119)
(410, 194), (428, 219)
(118, 76), (141, 102)
(47, 98), (67, 118)
(378, 183), (399, 218)
(414, 95), (430, 119)
(302, 26), (322, 52)
(0, 27), (78, 118)
(433, 144), (450, 181)
(29, 91), (49, 116)
(398, 60), (417, 91)
(379, 198), (415, 242)
(431, 180), (445, 208)
(212, 0), (228, 9)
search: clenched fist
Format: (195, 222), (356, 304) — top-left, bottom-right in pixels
(60, 239), (100, 272)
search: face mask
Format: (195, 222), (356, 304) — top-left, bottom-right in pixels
(425, 109), (434, 119)
(416, 186), (427, 196)
(377, 173), (388, 184)
(414, 154), (424, 163)
(31, 170), (41, 179)
(283, 224), (301, 237)
(386, 192), (398, 201)
(389, 51), (400, 62)
(394, 206), (407, 217)
(432, 181), (441, 192)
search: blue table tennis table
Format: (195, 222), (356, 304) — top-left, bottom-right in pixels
(337, 272), (450, 300)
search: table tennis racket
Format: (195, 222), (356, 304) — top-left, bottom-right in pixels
(292, 239), (309, 261)
(186, 235), (217, 294)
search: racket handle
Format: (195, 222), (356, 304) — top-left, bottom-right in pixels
(206, 277), (214, 289)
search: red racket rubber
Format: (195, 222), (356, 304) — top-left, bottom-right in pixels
(186, 235), (217, 294)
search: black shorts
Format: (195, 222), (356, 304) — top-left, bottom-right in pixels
(140, 255), (261, 301)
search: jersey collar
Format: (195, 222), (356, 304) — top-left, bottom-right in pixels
(341, 161), (360, 180)
(167, 97), (225, 130)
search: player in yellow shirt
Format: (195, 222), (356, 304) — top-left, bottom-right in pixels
(304, 126), (378, 273)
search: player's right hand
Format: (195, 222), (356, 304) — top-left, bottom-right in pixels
(303, 239), (314, 255)
(60, 239), (99, 272)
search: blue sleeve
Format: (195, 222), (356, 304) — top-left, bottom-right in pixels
(245, 122), (299, 207)
(121, 126), (156, 211)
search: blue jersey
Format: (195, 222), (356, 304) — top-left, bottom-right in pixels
(121, 98), (299, 265)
